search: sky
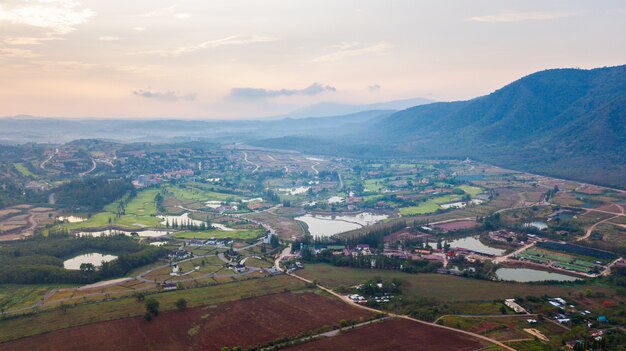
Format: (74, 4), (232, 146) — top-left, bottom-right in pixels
(0, 0), (624, 119)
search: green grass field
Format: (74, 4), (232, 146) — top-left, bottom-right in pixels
(399, 194), (462, 216)
(298, 264), (598, 301)
(13, 163), (37, 178)
(0, 275), (306, 343)
(168, 185), (241, 202)
(458, 185), (483, 197)
(62, 189), (161, 231)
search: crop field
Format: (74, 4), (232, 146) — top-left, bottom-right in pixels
(0, 291), (373, 351)
(12, 163), (36, 178)
(440, 315), (568, 350)
(0, 285), (75, 311)
(297, 264), (604, 301)
(287, 318), (491, 351)
(518, 248), (603, 274)
(0, 275), (305, 343)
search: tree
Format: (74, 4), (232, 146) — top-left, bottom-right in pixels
(145, 298), (160, 316)
(175, 298), (187, 310)
(144, 311), (152, 321)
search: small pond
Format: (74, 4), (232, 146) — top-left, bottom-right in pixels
(64, 252), (118, 270)
(447, 236), (506, 256)
(495, 268), (580, 282)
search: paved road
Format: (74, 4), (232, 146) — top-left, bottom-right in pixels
(243, 152), (260, 173)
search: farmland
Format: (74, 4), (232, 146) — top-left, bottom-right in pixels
(0, 275), (306, 343)
(0, 291), (374, 351)
(297, 264), (606, 302)
(287, 318), (492, 351)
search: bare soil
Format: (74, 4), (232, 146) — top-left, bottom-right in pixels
(0, 292), (372, 351)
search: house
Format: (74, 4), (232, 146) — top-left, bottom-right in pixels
(188, 238), (205, 246)
(170, 264), (180, 276)
(504, 299), (527, 314)
(162, 282), (177, 291)
(598, 315), (608, 323)
(168, 249), (192, 260)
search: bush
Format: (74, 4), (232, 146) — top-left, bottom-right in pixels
(175, 298), (187, 310)
(145, 298), (160, 316)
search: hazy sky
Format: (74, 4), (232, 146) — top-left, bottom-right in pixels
(0, 0), (624, 119)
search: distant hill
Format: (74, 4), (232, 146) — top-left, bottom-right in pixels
(257, 66), (626, 188)
(274, 97), (433, 119)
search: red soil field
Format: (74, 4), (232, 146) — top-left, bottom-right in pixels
(594, 204), (623, 214)
(0, 292), (373, 351)
(286, 318), (488, 351)
(433, 220), (480, 231)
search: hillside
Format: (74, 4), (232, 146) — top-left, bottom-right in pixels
(256, 65), (626, 188)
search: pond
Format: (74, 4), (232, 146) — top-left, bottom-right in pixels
(158, 213), (206, 227)
(327, 196), (344, 204)
(278, 186), (310, 195)
(57, 216), (86, 223)
(447, 236), (506, 256)
(495, 268), (581, 282)
(295, 212), (389, 237)
(64, 252), (118, 270)
(524, 221), (548, 230)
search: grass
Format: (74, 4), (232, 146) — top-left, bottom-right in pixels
(458, 185), (483, 197)
(61, 189), (161, 231)
(13, 163), (37, 178)
(298, 264), (600, 302)
(0, 275), (306, 343)
(399, 194), (462, 216)
(173, 228), (264, 240)
(169, 185), (241, 202)
(0, 285), (74, 311)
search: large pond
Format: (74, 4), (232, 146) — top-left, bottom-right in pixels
(64, 252), (118, 270)
(447, 236), (506, 256)
(495, 268), (581, 282)
(295, 212), (389, 237)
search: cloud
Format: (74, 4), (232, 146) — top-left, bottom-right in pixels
(4, 36), (60, 45)
(136, 35), (278, 57)
(312, 42), (393, 62)
(132, 26), (145, 32)
(468, 11), (574, 23)
(230, 83), (336, 100)
(368, 84), (381, 91)
(133, 90), (196, 102)
(141, 5), (190, 19)
(99, 36), (120, 41)
(0, 0), (95, 35)
(0, 47), (40, 59)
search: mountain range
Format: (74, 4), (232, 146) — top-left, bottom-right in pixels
(256, 65), (626, 188)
